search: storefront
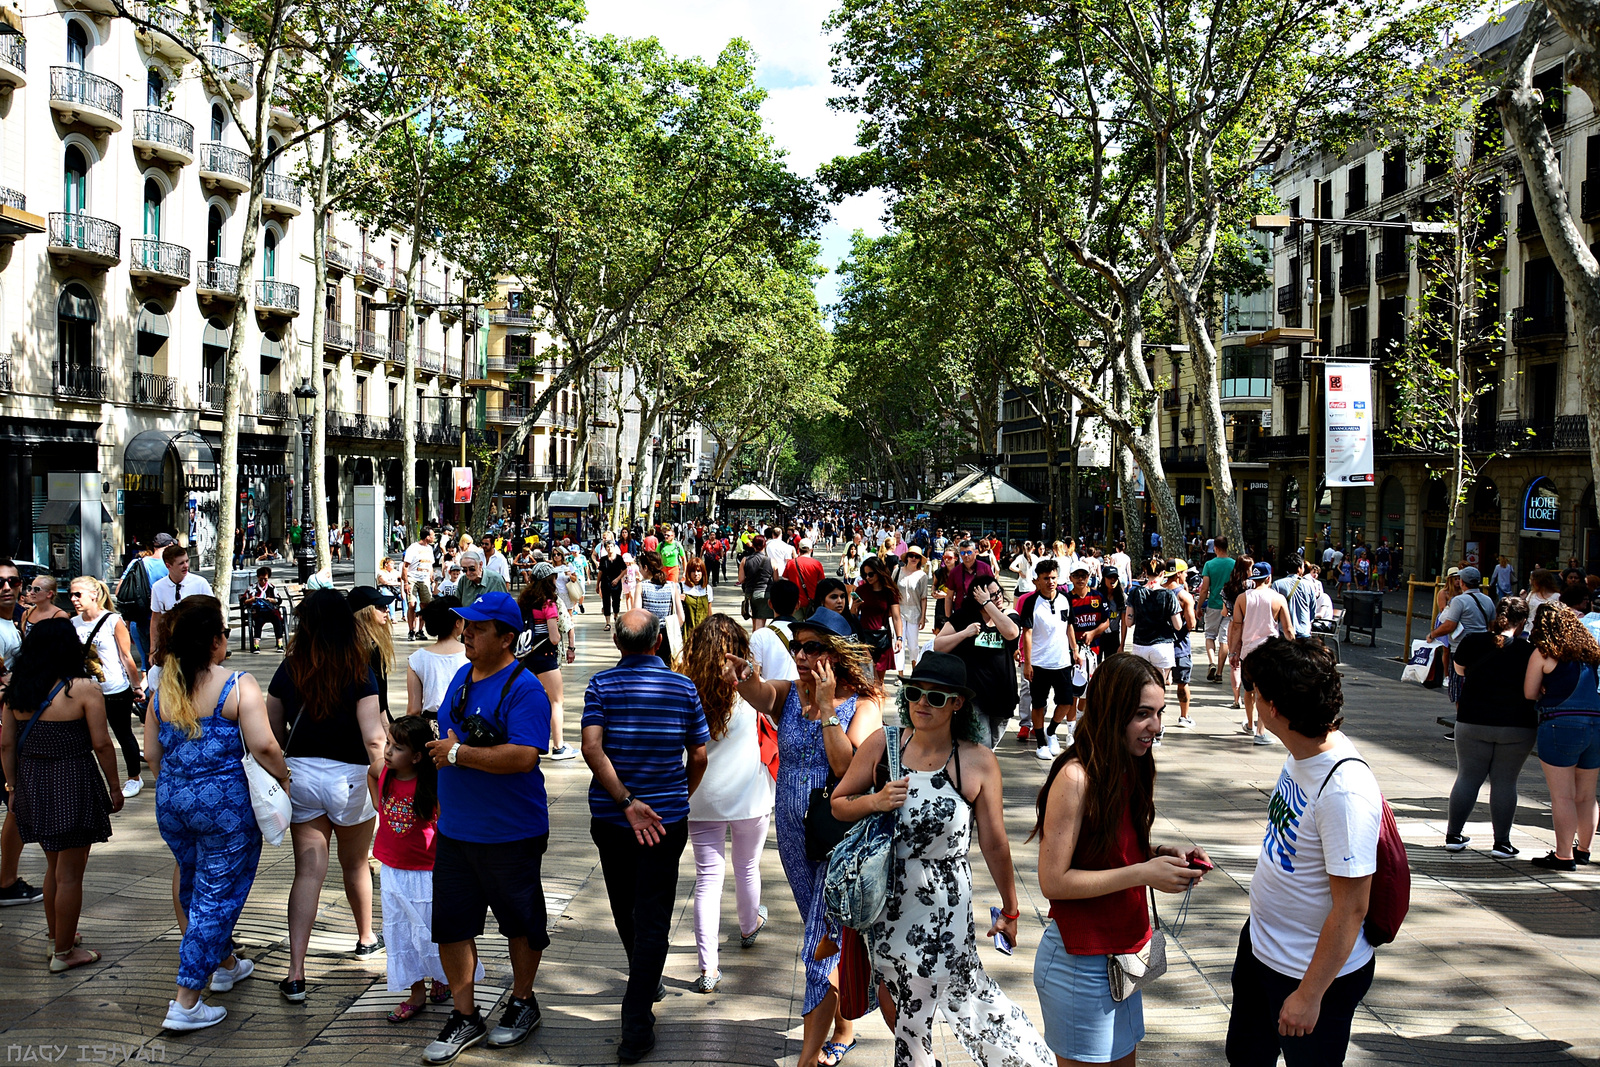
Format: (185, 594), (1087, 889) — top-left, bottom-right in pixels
(122, 429), (220, 559)
(1466, 480), (1501, 570)
(1378, 476), (1406, 551)
(1519, 475), (1562, 578)
(1241, 480), (1268, 561)
(1341, 488), (1366, 550)
(1423, 479), (1448, 579)
(1, 418), (99, 565)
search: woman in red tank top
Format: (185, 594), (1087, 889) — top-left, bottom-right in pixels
(1029, 654), (1214, 1065)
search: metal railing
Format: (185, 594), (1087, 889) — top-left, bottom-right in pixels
(51, 66), (123, 117)
(197, 259), (239, 294)
(262, 171), (301, 207)
(1158, 445), (1203, 467)
(1512, 304), (1565, 343)
(490, 308), (536, 326)
(1274, 356), (1310, 385)
(255, 279), (299, 312)
(1338, 260), (1369, 294)
(325, 321), (354, 350)
(325, 238), (356, 272)
(199, 141), (250, 182)
(131, 371), (177, 406)
(49, 213), (120, 259)
(489, 403), (527, 425)
(1374, 250), (1406, 282)
(200, 42), (252, 87)
(444, 355), (463, 379)
(54, 361), (106, 400)
(0, 186), (25, 210)
(1276, 283), (1298, 313)
(132, 108), (194, 154)
(130, 238), (189, 279)
(360, 252), (389, 285)
(587, 464), (617, 484)
(418, 348), (442, 373)
(0, 33), (25, 73)
(356, 329), (389, 359)
(1255, 432), (1310, 458)
(1583, 179), (1599, 224)
(416, 280), (444, 305)
(0, 356), (10, 392)
(1371, 335), (1404, 359)
(1516, 200), (1540, 238)
(257, 390), (291, 419)
(203, 381), (225, 410)
(141, 4), (184, 36)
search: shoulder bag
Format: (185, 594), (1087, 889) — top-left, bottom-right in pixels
(236, 673), (294, 846)
(1107, 888), (1167, 1001)
(823, 723), (903, 930)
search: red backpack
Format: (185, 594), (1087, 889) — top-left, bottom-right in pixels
(1318, 757), (1410, 946)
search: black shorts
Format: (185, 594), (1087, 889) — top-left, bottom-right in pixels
(1030, 665), (1077, 709)
(524, 652), (560, 676)
(432, 832), (550, 948)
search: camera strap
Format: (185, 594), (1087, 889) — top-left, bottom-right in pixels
(453, 661), (527, 736)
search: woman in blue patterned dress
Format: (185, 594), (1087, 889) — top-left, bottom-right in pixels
(145, 597), (289, 1032)
(731, 606), (884, 1067)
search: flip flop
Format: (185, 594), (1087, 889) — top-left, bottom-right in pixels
(49, 948), (101, 974)
(819, 1041), (857, 1067)
(387, 1000), (425, 1023)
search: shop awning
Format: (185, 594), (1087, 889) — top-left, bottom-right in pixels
(137, 303), (171, 338)
(202, 318), (232, 348)
(927, 465), (1041, 507)
(548, 491), (600, 508)
(724, 482), (783, 504)
(124, 429), (220, 493)
(38, 500), (114, 525)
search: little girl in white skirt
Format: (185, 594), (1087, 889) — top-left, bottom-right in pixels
(368, 716), (482, 1022)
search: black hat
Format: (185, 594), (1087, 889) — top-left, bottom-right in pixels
(346, 586), (390, 613)
(902, 651), (975, 699)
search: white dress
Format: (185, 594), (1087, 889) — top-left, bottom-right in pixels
(897, 570), (930, 669)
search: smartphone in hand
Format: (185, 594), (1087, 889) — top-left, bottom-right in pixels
(989, 906), (1014, 956)
(1188, 857), (1214, 872)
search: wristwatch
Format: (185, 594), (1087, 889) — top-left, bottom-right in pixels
(822, 715), (841, 729)
(619, 793), (637, 809)
(447, 742), (461, 766)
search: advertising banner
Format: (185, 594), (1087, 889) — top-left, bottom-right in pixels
(1324, 363), (1374, 486)
(452, 466), (474, 504)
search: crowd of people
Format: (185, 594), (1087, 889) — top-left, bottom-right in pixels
(0, 511), (1429, 1067)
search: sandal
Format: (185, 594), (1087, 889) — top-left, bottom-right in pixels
(46, 932), (83, 963)
(429, 984), (452, 1004)
(387, 1000), (425, 1023)
(49, 948), (102, 974)
(819, 1040), (857, 1067)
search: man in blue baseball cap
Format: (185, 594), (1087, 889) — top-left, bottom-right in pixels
(422, 589), (553, 1062)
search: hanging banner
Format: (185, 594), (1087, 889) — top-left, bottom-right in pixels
(1324, 363), (1374, 486)
(451, 466), (474, 503)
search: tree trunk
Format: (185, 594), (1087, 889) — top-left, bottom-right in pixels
(306, 137), (333, 573)
(1116, 439), (1144, 556)
(399, 237), (423, 539)
(1498, 2), (1600, 499)
(566, 374), (590, 492)
(1067, 406), (1083, 543)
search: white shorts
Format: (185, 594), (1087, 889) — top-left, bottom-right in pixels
(1129, 642), (1176, 671)
(288, 757), (376, 826)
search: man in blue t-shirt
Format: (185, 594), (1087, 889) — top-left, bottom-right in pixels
(424, 590), (552, 1062)
(582, 609), (709, 1062)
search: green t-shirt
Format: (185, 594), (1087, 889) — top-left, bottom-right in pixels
(1201, 555), (1235, 610)
(660, 541), (684, 568)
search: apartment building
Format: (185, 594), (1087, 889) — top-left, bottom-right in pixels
(1257, 4), (1598, 579)
(0, 0), (473, 573)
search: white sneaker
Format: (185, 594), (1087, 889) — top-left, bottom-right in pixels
(1252, 732), (1273, 746)
(1048, 732), (1062, 756)
(163, 999), (227, 1031)
(122, 778), (143, 798)
(1035, 744), (1054, 761)
(209, 957), (254, 993)
(1176, 716), (1195, 729)
(546, 744), (579, 762)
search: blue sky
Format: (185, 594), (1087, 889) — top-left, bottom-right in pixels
(581, 0), (887, 311)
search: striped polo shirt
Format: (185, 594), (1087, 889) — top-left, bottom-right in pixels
(583, 654), (710, 827)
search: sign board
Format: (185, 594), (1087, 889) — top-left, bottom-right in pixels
(452, 466), (474, 504)
(1522, 476), (1560, 533)
(353, 486), (385, 585)
(1465, 541), (1480, 567)
(1324, 363), (1374, 486)
(1248, 481), (1269, 491)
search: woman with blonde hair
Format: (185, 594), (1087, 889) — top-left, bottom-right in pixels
(730, 607), (885, 1067)
(1524, 603), (1600, 870)
(145, 595), (287, 1030)
(70, 576), (145, 798)
(349, 587), (396, 719)
(683, 615), (774, 993)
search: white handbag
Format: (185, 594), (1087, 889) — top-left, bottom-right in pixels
(1106, 889), (1167, 1001)
(241, 707), (296, 847)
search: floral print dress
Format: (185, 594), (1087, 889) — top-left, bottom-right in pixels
(868, 745), (1052, 1067)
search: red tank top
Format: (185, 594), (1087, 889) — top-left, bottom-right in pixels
(1049, 800), (1152, 955)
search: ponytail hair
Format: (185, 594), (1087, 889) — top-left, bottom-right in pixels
(157, 596), (226, 739)
(1493, 595), (1530, 640)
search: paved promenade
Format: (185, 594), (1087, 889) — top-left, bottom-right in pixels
(2, 581), (1598, 1066)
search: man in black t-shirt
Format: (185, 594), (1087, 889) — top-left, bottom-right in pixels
(1065, 566), (1110, 716)
(937, 574), (1021, 748)
(595, 543), (627, 630)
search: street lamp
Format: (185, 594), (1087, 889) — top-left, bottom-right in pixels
(294, 377), (318, 581)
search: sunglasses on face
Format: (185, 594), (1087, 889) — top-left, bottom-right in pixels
(0, 576), (20, 588)
(905, 685), (959, 708)
(789, 639), (830, 656)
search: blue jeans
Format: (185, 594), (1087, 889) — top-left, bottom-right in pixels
(1537, 714), (1600, 770)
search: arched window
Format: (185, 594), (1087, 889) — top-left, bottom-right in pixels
(263, 230), (277, 277)
(207, 205), (224, 260)
(147, 68), (165, 108)
(58, 283), (97, 374)
(211, 103), (226, 142)
(67, 21), (88, 68)
(143, 178), (161, 238)
(63, 146), (87, 214)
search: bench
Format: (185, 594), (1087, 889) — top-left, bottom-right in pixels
(232, 571), (301, 652)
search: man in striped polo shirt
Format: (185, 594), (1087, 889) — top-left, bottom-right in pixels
(582, 610), (710, 1063)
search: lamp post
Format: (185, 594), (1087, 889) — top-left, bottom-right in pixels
(294, 377), (318, 581)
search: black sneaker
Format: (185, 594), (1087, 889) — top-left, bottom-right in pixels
(618, 1031), (657, 1064)
(655, 980), (666, 1002)
(423, 1010), (488, 1065)
(0, 879), (43, 906)
(486, 994), (541, 1048)
(278, 977), (307, 1002)
(1444, 834), (1470, 852)
(354, 936), (384, 957)
(1575, 847), (1591, 866)
(1531, 851), (1578, 872)
(1490, 842), (1519, 859)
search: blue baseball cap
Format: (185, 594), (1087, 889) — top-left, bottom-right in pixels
(793, 606), (854, 640)
(1250, 561), (1273, 583)
(452, 590), (522, 630)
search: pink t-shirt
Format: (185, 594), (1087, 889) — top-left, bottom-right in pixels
(374, 769), (436, 871)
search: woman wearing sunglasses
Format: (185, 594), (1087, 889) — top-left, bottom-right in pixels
(727, 607), (885, 1067)
(831, 652), (1051, 1067)
(853, 558), (902, 678)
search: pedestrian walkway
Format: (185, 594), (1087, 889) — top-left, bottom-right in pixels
(1, 598), (1596, 1065)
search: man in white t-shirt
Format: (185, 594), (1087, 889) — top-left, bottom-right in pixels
(1229, 636), (1383, 1066)
(764, 527), (795, 580)
(149, 543), (213, 658)
(747, 580), (801, 683)
(1019, 559), (1080, 761)
(1109, 543), (1132, 582)
(402, 530), (437, 641)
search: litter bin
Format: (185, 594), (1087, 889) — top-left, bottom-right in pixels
(1342, 590), (1384, 646)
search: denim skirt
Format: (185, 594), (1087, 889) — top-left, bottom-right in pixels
(1033, 920), (1144, 1063)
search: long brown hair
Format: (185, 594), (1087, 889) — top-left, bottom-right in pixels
(518, 573), (557, 614)
(286, 590), (372, 720)
(679, 614), (749, 740)
(1032, 653), (1160, 861)
(1532, 602), (1600, 665)
(794, 626), (883, 699)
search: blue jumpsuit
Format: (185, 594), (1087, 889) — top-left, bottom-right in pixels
(155, 673), (264, 990)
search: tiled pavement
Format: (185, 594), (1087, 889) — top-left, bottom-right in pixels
(3, 587), (1599, 1065)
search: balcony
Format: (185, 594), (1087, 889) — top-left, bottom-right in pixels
(269, 89), (299, 130)
(1338, 260), (1369, 295)
(1161, 387), (1181, 409)
(587, 464), (617, 485)
(1583, 179), (1599, 225)
(1496, 415), (1589, 452)
(1158, 445), (1205, 471)
(1516, 200), (1541, 240)
(1512, 304), (1565, 343)
(0, 32), (24, 91)
(130, 370), (177, 407)
(1273, 356), (1309, 386)
(129, 238), (190, 285)
(199, 142), (250, 194)
(262, 171), (301, 216)
(415, 280), (444, 308)
(0, 186), (43, 241)
(417, 421), (461, 446)
(1374, 250), (1407, 283)
(202, 381), (225, 411)
(325, 321), (354, 351)
(486, 355), (517, 374)
(50, 67), (123, 132)
(255, 279), (299, 315)
(201, 43), (252, 98)
(490, 308), (537, 327)
(54, 361), (105, 402)
(257, 390), (291, 420)
(1371, 335), (1404, 360)
(47, 213), (120, 267)
(196, 259), (240, 298)
(488, 403), (526, 426)
(444, 354), (463, 379)
(1276, 283), (1298, 314)
(356, 329), (389, 361)
(135, 4), (189, 61)
(324, 237), (356, 273)
(131, 109), (195, 166)
(358, 252), (389, 287)
(1257, 432), (1310, 459)
(0, 356), (9, 390)
(418, 347), (442, 374)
